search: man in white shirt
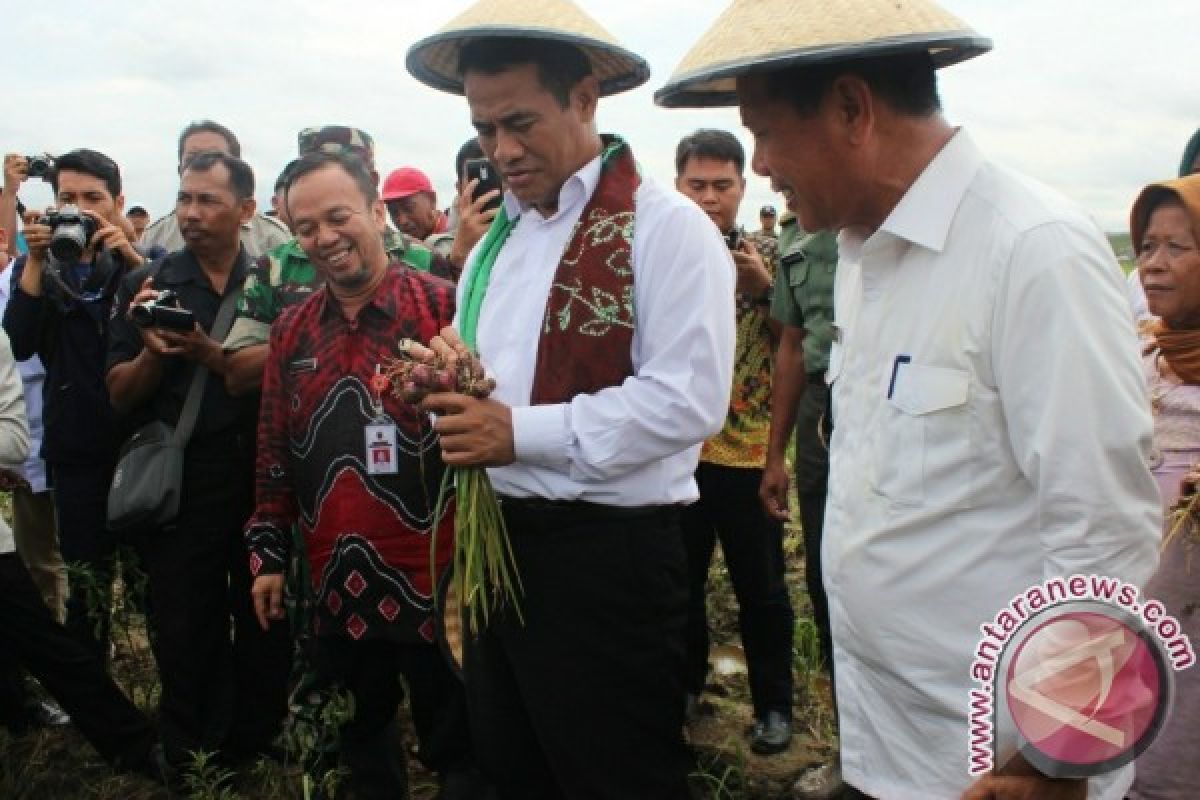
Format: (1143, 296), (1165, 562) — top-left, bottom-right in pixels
(658, 2), (1161, 799)
(407, 2), (735, 796)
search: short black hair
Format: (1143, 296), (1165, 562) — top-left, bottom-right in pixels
(126, 206), (149, 218)
(762, 51), (942, 119)
(675, 129), (745, 177)
(458, 37), (592, 108)
(274, 160), (299, 194)
(177, 119), (242, 164)
(455, 137), (485, 184)
(51, 149), (122, 197)
(182, 151), (255, 200)
(283, 151), (379, 209)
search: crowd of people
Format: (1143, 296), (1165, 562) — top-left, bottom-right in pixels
(1, 0), (1198, 798)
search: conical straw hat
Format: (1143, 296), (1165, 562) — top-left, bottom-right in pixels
(407, 0), (650, 97)
(655, 0), (990, 108)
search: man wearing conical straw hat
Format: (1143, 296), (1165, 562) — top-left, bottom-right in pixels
(659, 3), (1161, 800)
(407, 1), (736, 796)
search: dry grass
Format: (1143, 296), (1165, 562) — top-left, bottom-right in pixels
(0, 483), (836, 799)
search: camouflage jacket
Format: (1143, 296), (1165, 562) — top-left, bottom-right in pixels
(223, 228), (452, 351)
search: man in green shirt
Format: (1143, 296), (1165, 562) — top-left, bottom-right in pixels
(759, 215), (842, 797)
(222, 126), (457, 395)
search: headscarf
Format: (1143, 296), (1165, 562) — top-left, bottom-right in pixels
(1132, 174), (1200, 383)
(1178, 128), (1200, 178)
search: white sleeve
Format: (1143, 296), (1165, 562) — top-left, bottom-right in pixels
(0, 329), (30, 467)
(993, 219), (1160, 587)
(512, 201), (736, 480)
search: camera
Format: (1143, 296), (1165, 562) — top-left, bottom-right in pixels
(38, 205), (99, 263)
(26, 154), (55, 180)
(725, 228), (743, 251)
(130, 290), (196, 332)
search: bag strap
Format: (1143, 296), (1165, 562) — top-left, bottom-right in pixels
(171, 257), (246, 447)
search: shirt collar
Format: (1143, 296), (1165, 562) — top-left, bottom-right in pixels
(318, 263), (401, 322)
(501, 151), (604, 222)
(167, 246), (249, 290)
(877, 128), (984, 253)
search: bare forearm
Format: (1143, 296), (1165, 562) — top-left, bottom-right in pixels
(766, 326), (808, 465)
(224, 344), (267, 396)
(17, 254), (43, 297)
(0, 189), (16, 252)
(107, 349), (165, 414)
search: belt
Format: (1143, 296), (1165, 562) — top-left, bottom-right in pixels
(498, 496), (680, 526)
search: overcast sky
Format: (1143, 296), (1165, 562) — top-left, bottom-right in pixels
(2, 0), (1194, 233)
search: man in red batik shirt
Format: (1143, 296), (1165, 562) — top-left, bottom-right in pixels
(244, 151), (484, 799)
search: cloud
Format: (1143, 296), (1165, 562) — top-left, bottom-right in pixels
(3, 0), (1193, 234)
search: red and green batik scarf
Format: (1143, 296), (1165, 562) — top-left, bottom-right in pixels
(459, 135), (639, 404)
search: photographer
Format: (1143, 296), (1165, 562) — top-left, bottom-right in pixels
(673, 129), (794, 756)
(107, 151), (289, 770)
(2, 149), (144, 663)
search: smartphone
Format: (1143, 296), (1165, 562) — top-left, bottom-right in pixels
(464, 158), (503, 211)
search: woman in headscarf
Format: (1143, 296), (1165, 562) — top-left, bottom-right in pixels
(1128, 172), (1200, 800)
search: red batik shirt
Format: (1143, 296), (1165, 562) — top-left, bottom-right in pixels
(246, 264), (456, 644)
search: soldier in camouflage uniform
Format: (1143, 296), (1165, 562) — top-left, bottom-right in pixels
(759, 211), (843, 798)
(223, 126), (459, 396)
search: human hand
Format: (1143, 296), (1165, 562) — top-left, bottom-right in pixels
(20, 209), (52, 264)
(0, 467), (30, 492)
(251, 573), (286, 631)
(3, 154), (29, 194)
(156, 325), (219, 367)
(961, 753), (1085, 800)
(450, 178), (500, 266)
(86, 210), (142, 265)
(421, 393), (515, 467)
(733, 239), (772, 297)
(759, 458), (791, 521)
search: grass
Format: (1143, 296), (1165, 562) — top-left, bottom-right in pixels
(1, 472), (837, 799)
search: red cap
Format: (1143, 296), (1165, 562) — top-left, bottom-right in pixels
(381, 166), (434, 201)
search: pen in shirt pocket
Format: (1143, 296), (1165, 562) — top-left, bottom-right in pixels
(887, 354), (911, 399)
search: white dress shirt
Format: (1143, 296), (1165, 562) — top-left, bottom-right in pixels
(0, 327), (31, 553)
(0, 269), (48, 492)
(825, 130), (1161, 800)
(459, 150), (736, 505)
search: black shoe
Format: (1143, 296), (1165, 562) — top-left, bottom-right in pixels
(750, 710), (792, 755)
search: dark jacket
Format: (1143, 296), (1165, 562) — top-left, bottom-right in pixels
(2, 249), (131, 465)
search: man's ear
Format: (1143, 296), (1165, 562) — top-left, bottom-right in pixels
(238, 196), (257, 225)
(829, 74), (874, 146)
(371, 198), (389, 232)
(572, 75), (601, 126)
(115, 193), (126, 216)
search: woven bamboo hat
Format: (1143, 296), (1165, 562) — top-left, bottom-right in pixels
(406, 0), (649, 97)
(654, 0), (991, 108)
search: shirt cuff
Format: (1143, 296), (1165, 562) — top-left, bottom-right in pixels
(511, 403), (571, 470)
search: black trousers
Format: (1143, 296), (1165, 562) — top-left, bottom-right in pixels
(139, 450), (291, 765)
(681, 463), (795, 718)
(794, 379), (834, 676)
(0, 552), (155, 768)
(50, 460), (118, 661)
(310, 636), (476, 798)
(464, 500), (693, 800)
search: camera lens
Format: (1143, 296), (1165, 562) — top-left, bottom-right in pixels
(49, 223), (88, 262)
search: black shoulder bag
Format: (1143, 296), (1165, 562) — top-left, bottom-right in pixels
(106, 282), (241, 534)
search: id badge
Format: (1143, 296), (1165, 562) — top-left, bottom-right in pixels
(365, 423), (399, 475)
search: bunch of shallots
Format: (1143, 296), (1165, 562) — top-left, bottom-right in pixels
(382, 339), (522, 633)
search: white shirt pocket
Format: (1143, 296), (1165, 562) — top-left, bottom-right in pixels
(873, 364), (972, 507)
